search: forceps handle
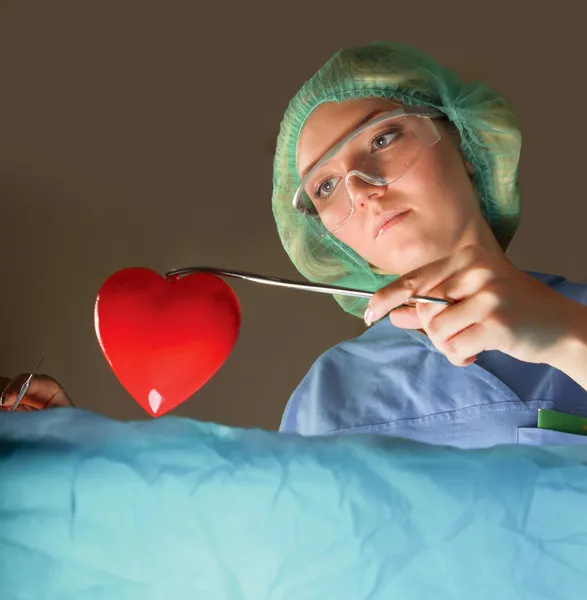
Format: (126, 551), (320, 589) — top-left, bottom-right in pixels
(10, 376), (33, 412)
(164, 267), (454, 307)
(9, 352), (46, 411)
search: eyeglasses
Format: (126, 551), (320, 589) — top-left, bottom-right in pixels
(292, 107), (445, 233)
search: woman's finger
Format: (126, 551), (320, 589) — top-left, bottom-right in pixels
(368, 246), (500, 324)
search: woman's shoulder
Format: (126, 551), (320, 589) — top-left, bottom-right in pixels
(296, 319), (412, 377)
(279, 322), (422, 435)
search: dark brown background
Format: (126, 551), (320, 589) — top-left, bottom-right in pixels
(1, 2), (585, 429)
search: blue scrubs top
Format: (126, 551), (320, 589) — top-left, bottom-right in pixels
(280, 272), (587, 448)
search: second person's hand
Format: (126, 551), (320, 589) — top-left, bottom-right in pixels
(0, 374), (73, 412)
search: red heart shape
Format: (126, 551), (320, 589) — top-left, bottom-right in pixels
(94, 268), (241, 417)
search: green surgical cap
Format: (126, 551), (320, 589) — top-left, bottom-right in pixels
(272, 42), (522, 319)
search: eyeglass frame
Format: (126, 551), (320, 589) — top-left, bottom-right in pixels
(292, 106), (447, 231)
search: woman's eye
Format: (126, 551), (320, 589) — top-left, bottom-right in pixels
(315, 177), (339, 199)
(371, 130), (399, 151)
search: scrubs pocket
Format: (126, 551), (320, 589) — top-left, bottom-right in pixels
(517, 427), (587, 446)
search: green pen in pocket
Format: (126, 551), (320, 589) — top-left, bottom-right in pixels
(537, 409), (587, 437)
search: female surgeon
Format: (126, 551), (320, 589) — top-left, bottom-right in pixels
(273, 42), (587, 447)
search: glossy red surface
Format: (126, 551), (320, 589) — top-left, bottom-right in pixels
(94, 268), (241, 417)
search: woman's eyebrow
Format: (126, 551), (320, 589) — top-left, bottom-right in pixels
(300, 109), (389, 179)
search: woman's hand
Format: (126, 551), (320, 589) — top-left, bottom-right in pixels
(366, 245), (587, 368)
(0, 374), (73, 412)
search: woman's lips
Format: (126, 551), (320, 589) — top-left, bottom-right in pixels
(375, 210), (412, 238)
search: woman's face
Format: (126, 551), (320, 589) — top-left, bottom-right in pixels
(297, 98), (498, 276)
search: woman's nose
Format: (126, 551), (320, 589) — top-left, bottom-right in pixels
(345, 173), (386, 207)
